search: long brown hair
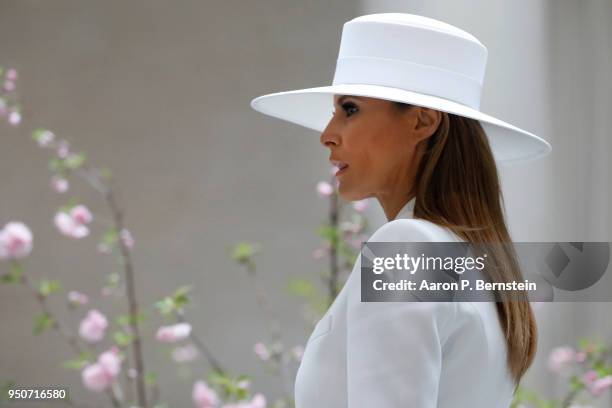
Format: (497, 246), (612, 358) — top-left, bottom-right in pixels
(392, 101), (537, 389)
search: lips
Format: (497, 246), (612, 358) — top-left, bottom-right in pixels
(330, 160), (349, 177)
(330, 159), (349, 171)
(334, 165), (348, 177)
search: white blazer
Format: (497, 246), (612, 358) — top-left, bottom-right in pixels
(294, 197), (516, 407)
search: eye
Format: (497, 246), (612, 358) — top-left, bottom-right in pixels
(341, 102), (359, 117)
(331, 101), (359, 117)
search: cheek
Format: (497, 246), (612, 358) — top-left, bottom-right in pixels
(344, 119), (407, 180)
(362, 134), (399, 173)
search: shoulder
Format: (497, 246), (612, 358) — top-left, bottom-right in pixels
(368, 218), (462, 243)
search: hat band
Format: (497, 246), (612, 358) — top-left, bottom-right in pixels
(331, 56), (482, 110)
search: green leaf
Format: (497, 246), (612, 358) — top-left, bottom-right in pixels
(155, 286), (193, 316)
(1, 262), (23, 284)
(155, 298), (175, 316)
(49, 157), (64, 173)
(58, 198), (81, 214)
(208, 371), (234, 387)
(102, 226), (119, 245)
(116, 312), (146, 327)
(33, 313), (54, 335)
(145, 372), (157, 386)
(1, 380), (16, 402)
(107, 272), (120, 286)
(569, 374), (585, 392)
(99, 167), (113, 180)
(61, 352), (93, 370)
(113, 331), (134, 347)
(64, 152), (87, 170)
(317, 224), (338, 241)
(172, 286), (192, 309)
(38, 279), (61, 297)
(231, 242), (261, 264)
(287, 278), (315, 297)
(32, 128), (50, 143)
(338, 240), (358, 265)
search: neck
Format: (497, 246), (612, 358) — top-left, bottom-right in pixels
(379, 194), (416, 221)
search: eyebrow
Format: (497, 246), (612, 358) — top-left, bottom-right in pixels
(335, 95), (365, 105)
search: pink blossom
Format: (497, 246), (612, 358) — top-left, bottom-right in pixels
(98, 348), (121, 377)
(56, 139), (70, 158)
(120, 228), (134, 248)
(51, 176), (69, 193)
(253, 342), (270, 361)
(171, 344), (199, 363)
(70, 205), (93, 224)
(78, 309), (108, 343)
(352, 199), (369, 213)
(54, 205), (92, 239)
(54, 211), (89, 238)
(547, 346), (576, 374)
(0, 222), (33, 260)
(250, 394), (266, 408)
(192, 380), (219, 408)
(3, 81), (15, 92)
(81, 348), (122, 393)
(574, 351), (587, 363)
(589, 375), (612, 397)
(312, 247), (327, 260)
(237, 379), (251, 390)
(8, 110), (21, 126)
(582, 370), (598, 386)
(97, 242), (112, 254)
(156, 323), (192, 343)
(67, 291), (89, 305)
(291, 345), (304, 362)
(37, 130), (55, 147)
(100, 286), (113, 297)
(82, 363), (112, 392)
(340, 221), (360, 234)
(348, 236), (363, 249)
(316, 181), (333, 197)
(221, 394), (267, 408)
(5, 68), (18, 81)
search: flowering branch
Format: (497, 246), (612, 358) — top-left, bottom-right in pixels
(0, 258), (122, 407)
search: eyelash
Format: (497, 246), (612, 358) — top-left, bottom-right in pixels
(332, 102), (359, 117)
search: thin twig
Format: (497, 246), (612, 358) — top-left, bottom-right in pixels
(175, 311), (226, 375)
(242, 261), (292, 399)
(328, 177), (340, 302)
(18, 271), (123, 407)
(74, 165), (148, 408)
(105, 188), (148, 408)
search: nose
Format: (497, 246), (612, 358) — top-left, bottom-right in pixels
(320, 119), (340, 148)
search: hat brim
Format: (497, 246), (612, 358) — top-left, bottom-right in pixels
(251, 83), (551, 164)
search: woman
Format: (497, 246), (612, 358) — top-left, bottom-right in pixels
(250, 13), (551, 407)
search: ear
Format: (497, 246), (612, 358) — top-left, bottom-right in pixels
(414, 107), (442, 139)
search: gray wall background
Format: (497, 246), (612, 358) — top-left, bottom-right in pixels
(1, 0), (610, 407)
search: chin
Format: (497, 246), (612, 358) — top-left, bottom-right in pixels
(337, 184), (366, 202)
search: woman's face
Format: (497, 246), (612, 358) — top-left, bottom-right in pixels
(320, 94), (440, 204)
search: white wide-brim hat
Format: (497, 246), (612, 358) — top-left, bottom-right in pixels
(251, 13), (552, 164)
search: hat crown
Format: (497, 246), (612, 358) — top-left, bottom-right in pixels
(332, 13), (488, 109)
